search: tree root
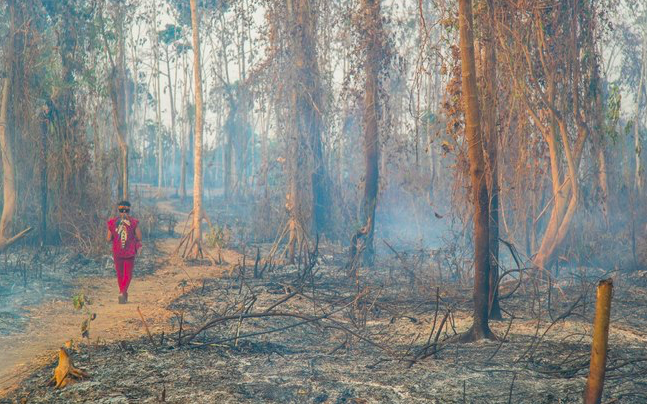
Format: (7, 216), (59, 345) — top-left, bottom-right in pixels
(458, 325), (498, 343)
(48, 344), (89, 389)
(175, 210), (218, 265)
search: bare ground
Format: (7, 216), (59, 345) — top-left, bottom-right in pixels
(1, 201), (646, 403)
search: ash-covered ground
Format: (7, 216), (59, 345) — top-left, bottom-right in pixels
(4, 241), (647, 403)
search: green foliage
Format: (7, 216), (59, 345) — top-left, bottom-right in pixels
(72, 292), (91, 310)
(72, 292), (96, 339)
(159, 24), (182, 45)
(205, 224), (228, 249)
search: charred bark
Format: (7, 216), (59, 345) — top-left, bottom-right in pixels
(458, 0), (495, 341)
(359, 0), (383, 266)
(482, 0), (501, 320)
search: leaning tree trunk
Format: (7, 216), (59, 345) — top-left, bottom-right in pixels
(533, 5), (588, 272)
(458, 0), (494, 341)
(359, 0), (382, 267)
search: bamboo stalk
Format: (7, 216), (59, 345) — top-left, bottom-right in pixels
(584, 278), (613, 404)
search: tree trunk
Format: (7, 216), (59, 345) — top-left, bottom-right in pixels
(0, 78), (31, 250)
(593, 59), (610, 228)
(458, 0), (494, 341)
(40, 107), (49, 245)
(154, 3), (163, 193)
(190, 0), (204, 252)
(532, 5), (588, 272)
(224, 118), (232, 201)
(117, 4), (129, 200)
(102, 1), (129, 201)
(180, 55), (188, 203)
(289, 0), (328, 236)
(635, 36), (646, 194)
(359, 0), (382, 266)
(0, 78), (16, 241)
(482, 0), (501, 320)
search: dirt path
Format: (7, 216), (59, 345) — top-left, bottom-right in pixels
(0, 199), (237, 397)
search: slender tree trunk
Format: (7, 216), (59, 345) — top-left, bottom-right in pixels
(458, 0), (494, 341)
(105, 2), (130, 201)
(165, 46), (178, 190)
(40, 108), (49, 245)
(153, 2), (163, 193)
(119, 4), (129, 200)
(190, 0), (204, 251)
(260, 100), (269, 192)
(359, 0), (382, 266)
(180, 55), (188, 202)
(635, 37), (646, 194)
(481, 0), (501, 320)
(223, 92), (233, 202)
(593, 60), (610, 227)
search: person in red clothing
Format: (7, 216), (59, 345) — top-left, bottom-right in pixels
(106, 200), (143, 304)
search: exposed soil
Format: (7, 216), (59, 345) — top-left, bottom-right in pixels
(0, 199), (241, 398)
(1, 199), (646, 403)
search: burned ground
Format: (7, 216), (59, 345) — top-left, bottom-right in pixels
(3, 228), (647, 403)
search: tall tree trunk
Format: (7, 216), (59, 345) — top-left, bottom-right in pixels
(0, 78), (31, 249)
(224, 91), (233, 201)
(180, 55), (188, 203)
(635, 37), (646, 194)
(190, 0), (204, 252)
(458, 0), (494, 341)
(102, 1), (129, 201)
(291, 0), (328, 236)
(40, 107), (49, 245)
(482, 0), (501, 320)
(0, 78), (16, 242)
(153, 2), (163, 193)
(592, 50), (610, 228)
(532, 4), (588, 271)
(165, 45), (178, 190)
(117, 4), (129, 200)
(359, 0), (382, 266)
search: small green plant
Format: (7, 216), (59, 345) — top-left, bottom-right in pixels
(72, 293), (90, 310)
(205, 224), (227, 249)
(72, 292), (96, 339)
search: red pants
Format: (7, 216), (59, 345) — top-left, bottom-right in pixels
(114, 256), (135, 294)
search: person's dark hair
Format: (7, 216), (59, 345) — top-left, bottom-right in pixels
(117, 200), (131, 207)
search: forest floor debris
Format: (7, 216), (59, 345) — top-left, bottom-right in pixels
(1, 199), (646, 403)
(4, 256), (647, 402)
